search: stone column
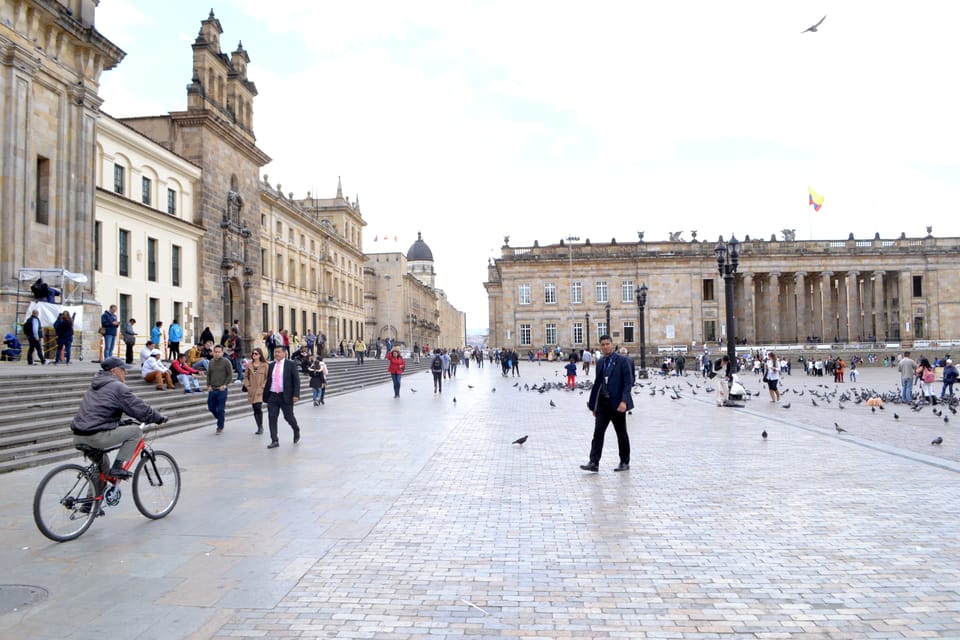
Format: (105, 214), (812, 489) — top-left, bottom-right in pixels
(820, 272), (834, 342)
(845, 271), (860, 342)
(794, 272), (807, 344)
(872, 271), (885, 341)
(742, 272), (755, 344)
(900, 271), (913, 341)
(767, 272), (781, 343)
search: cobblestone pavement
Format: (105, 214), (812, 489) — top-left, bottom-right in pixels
(1, 365), (958, 639)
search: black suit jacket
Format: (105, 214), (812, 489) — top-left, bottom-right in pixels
(587, 353), (635, 412)
(262, 359), (301, 404)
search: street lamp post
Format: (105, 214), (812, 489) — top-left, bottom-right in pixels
(715, 235), (740, 375)
(585, 312), (591, 351)
(605, 302), (611, 338)
(635, 283), (648, 378)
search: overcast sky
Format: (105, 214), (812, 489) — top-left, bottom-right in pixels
(96, 1), (960, 332)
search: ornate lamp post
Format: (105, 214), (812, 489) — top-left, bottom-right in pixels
(605, 302), (611, 338)
(585, 312), (591, 351)
(715, 235), (740, 374)
(635, 283), (648, 378)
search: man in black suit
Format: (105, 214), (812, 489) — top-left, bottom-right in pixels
(263, 346), (301, 449)
(581, 335), (634, 472)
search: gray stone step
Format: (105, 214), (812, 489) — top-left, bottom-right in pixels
(0, 357), (428, 473)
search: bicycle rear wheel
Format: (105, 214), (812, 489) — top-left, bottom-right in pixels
(33, 464), (100, 542)
(132, 449), (180, 519)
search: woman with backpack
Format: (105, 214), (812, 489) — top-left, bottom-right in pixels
(308, 354), (328, 406)
(431, 349), (444, 393)
(916, 357), (937, 404)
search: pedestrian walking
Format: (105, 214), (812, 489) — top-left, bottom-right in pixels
(264, 346), (301, 448)
(387, 347), (405, 397)
(243, 347), (268, 434)
(309, 353), (328, 405)
(206, 344), (233, 434)
(580, 335), (634, 472)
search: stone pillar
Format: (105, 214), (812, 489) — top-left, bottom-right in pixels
(819, 272), (833, 342)
(872, 271), (885, 340)
(742, 272), (755, 344)
(900, 271), (913, 341)
(845, 271), (860, 342)
(794, 272), (807, 344)
(763, 272), (780, 343)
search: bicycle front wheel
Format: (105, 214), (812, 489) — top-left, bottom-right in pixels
(132, 449), (180, 519)
(33, 464), (100, 542)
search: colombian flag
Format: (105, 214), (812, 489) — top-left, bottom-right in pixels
(808, 187), (824, 212)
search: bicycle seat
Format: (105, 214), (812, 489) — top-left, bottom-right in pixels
(74, 443), (122, 455)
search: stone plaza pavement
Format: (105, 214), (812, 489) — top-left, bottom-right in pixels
(1, 362), (959, 639)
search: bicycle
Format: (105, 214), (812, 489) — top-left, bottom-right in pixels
(33, 421), (181, 542)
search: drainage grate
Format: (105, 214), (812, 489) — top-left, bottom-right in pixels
(0, 585), (48, 614)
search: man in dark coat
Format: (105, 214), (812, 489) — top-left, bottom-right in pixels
(263, 346), (301, 448)
(581, 335), (635, 472)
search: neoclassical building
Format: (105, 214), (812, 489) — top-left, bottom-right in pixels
(258, 178), (366, 348)
(0, 0), (123, 333)
(365, 233), (467, 351)
(94, 113), (203, 343)
(485, 233), (960, 351)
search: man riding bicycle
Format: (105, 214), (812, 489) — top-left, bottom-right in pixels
(71, 356), (167, 480)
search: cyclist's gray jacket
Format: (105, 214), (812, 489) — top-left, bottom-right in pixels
(70, 371), (164, 435)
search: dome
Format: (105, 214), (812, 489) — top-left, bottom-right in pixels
(406, 232), (434, 262)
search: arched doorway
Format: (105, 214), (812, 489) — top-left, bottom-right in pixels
(223, 277), (240, 334)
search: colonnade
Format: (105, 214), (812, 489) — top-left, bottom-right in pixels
(729, 270), (908, 344)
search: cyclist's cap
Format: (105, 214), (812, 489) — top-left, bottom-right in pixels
(101, 356), (132, 371)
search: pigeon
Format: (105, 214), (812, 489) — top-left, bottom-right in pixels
(835, 423), (846, 433)
(467, 385), (474, 389)
(762, 430), (768, 440)
(492, 388), (496, 393)
(931, 436), (943, 446)
(549, 400), (556, 407)
(452, 397), (456, 403)
(782, 403), (791, 409)
(410, 388), (417, 393)
(811, 399), (819, 407)
(513, 382), (519, 388)
(512, 435), (528, 445)
(894, 413), (900, 420)
(945, 416), (950, 424)
(802, 15), (827, 33)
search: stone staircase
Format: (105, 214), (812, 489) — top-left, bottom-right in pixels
(0, 356), (428, 474)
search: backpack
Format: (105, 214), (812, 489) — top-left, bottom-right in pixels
(431, 355), (443, 373)
(922, 367), (935, 384)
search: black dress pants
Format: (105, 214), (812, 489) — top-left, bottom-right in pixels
(267, 397), (300, 443)
(588, 400), (630, 465)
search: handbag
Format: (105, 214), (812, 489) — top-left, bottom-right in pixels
(98, 327), (107, 336)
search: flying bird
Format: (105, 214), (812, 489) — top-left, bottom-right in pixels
(834, 423), (846, 433)
(931, 436), (943, 446)
(512, 435), (528, 445)
(762, 430), (768, 440)
(802, 15), (827, 33)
